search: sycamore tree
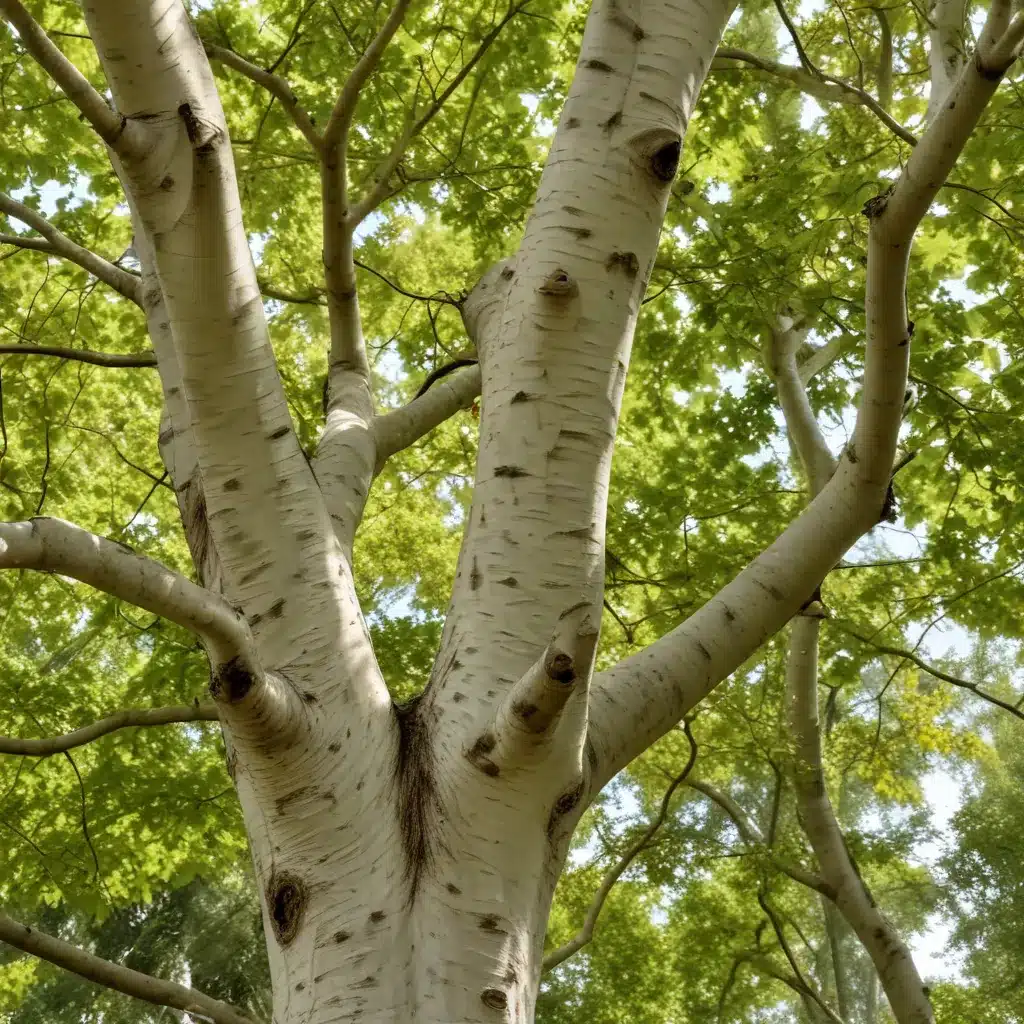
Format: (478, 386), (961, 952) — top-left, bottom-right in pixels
(2, 0), (1024, 1022)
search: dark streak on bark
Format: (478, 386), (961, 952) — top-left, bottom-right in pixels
(547, 781), (584, 838)
(392, 698), (441, 899)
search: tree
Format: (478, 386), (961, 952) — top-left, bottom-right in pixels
(1, 0), (1023, 1022)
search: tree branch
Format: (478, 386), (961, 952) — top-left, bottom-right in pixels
(787, 615), (933, 1024)
(321, 0), (413, 390)
(0, 193), (143, 304)
(348, 0), (532, 226)
(586, 10), (1020, 792)
(0, 703), (219, 756)
(765, 314), (836, 495)
(542, 721), (698, 972)
(686, 779), (833, 897)
(372, 363), (481, 471)
(0, 518), (250, 671)
(0, 343), (156, 368)
(0, 517), (309, 743)
(475, 604), (599, 773)
(712, 46), (916, 146)
(204, 42), (323, 153)
(0, 0), (141, 154)
(0, 912), (258, 1024)
(836, 622), (1024, 720)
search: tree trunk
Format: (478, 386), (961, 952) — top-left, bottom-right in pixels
(73, 1), (732, 1020)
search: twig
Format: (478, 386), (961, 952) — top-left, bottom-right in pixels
(836, 622), (1024, 720)
(542, 721), (698, 971)
(0, 343), (156, 368)
(0, 703), (219, 756)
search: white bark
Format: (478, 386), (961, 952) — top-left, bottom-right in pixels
(926, 0), (968, 120)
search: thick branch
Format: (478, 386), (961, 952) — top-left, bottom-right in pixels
(0, 0), (140, 153)
(0, 703), (219, 756)
(586, 8), (1020, 791)
(0, 518), (250, 669)
(542, 722), (698, 972)
(787, 615), (933, 1024)
(372, 363), (481, 471)
(0, 912), (257, 1024)
(0, 193), (142, 304)
(837, 623), (1024, 720)
(0, 343), (156, 368)
(204, 42), (322, 152)
(686, 779), (832, 896)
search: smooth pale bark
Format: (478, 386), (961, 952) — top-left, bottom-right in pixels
(926, 0), (968, 120)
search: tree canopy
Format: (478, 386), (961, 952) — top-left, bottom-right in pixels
(1, 0), (1023, 1021)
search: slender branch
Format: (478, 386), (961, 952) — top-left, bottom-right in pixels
(788, 615), (934, 1024)
(542, 721), (698, 972)
(0, 343), (156, 367)
(744, 949), (848, 1024)
(0, 703), (219, 756)
(836, 623), (1024, 720)
(766, 315), (836, 494)
(0, 0), (140, 154)
(0, 912), (257, 1024)
(713, 41), (917, 146)
(687, 779), (833, 896)
(0, 193), (142, 304)
(204, 42), (323, 152)
(349, 0), (532, 225)
(874, 7), (893, 111)
(372, 363), (481, 471)
(322, 0), (413, 158)
(0, 518), (251, 671)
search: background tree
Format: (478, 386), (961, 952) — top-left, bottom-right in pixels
(1, 0), (1023, 1022)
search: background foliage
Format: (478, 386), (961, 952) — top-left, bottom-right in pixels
(1, 0), (1023, 1020)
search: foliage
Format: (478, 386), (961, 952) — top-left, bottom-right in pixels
(2, 0), (1024, 1020)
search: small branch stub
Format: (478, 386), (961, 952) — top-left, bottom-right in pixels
(629, 128), (682, 183)
(538, 268), (578, 299)
(469, 604), (600, 771)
